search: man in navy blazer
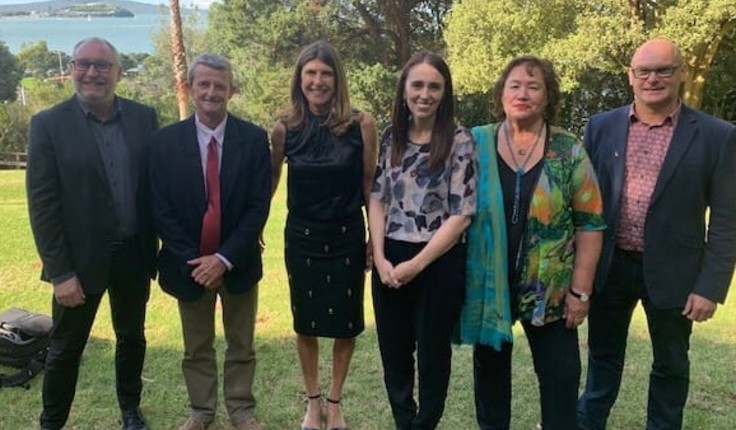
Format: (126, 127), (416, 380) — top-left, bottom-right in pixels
(27, 38), (157, 430)
(149, 54), (271, 430)
(578, 38), (736, 429)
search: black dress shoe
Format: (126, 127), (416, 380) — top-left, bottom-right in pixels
(121, 409), (149, 430)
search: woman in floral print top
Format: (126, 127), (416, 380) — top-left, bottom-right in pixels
(368, 50), (477, 430)
(457, 56), (605, 430)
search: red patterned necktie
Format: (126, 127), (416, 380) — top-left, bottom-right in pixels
(200, 136), (221, 255)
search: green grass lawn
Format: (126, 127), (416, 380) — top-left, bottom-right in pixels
(1, 169), (734, 429)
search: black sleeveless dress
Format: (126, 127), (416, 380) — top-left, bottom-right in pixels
(283, 112), (366, 338)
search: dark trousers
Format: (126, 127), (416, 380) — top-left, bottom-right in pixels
(474, 319), (580, 430)
(372, 239), (466, 430)
(40, 238), (150, 430)
(578, 251), (692, 430)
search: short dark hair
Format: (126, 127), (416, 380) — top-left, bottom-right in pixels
(390, 50), (456, 170)
(491, 55), (560, 123)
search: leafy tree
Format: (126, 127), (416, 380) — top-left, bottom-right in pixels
(206, 0), (454, 127)
(120, 53), (150, 71)
(16, 41), (70, 77)
(0, 102), (31, 151)
(0, 42), (23, 102)
(445, 0), (736, 111)
(117, 12), (207, 127)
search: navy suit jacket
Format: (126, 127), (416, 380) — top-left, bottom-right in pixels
(585, 105), (736, 308)
(26, 96), (159, 293)
(150, 114), (271, 301)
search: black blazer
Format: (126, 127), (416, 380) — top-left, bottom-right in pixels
(150, 114), (271, 301)
(585, 105), (736, 308)
(26, 96), (159, 293)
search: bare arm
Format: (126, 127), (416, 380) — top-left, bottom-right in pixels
(270, 121), (286, 198)
(360, 112), (378, 268)
(368, 197), (399, 287)
(564, 230), (602, 328)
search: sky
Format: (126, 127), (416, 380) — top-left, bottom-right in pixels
(0, 0), (218, 8)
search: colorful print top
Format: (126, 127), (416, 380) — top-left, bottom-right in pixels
(371, 127), (477, 243)
(512, 125), (605, 322)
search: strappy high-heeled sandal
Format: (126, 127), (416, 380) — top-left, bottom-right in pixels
(325, 397), (347, 430)
(301, 393), (323, 430)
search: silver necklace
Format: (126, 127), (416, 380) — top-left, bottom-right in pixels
(502, 120), (545, 224)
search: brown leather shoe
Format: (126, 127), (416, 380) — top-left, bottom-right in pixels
(234, 417), (263, 430)
(178, 416), (210, 430)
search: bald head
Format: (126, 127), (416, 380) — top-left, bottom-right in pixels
(628, 37), (685, 118)
(631, 38), (682, 68)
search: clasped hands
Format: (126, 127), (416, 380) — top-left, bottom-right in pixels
(374, 257), (422, 288)
(188, 255), (226, 289)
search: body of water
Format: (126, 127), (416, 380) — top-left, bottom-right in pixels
(0, 13), (204, 54)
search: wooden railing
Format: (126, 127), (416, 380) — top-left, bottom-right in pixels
(0, 152), (27, 169)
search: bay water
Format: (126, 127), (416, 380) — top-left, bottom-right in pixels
(0, 13), (205, 54)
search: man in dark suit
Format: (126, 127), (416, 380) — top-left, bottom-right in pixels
(578, 38), (736, 429)
(149, 53), (271, 430)
(26, 37), (158, 430)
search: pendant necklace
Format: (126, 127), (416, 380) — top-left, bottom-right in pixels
(502, 120), (545, 224)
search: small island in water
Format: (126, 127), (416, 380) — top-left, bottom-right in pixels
(0, 2), (135, 18)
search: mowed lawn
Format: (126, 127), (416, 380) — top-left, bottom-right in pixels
(0, 169), (734, 429)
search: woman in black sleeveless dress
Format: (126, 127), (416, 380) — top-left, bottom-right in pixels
(270, 41), (377, 430)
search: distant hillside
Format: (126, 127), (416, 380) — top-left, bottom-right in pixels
(0, 0), (199, 16)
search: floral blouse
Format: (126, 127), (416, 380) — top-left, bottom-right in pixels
(371, 127), (478, 243)
(513, 126), (605, 322)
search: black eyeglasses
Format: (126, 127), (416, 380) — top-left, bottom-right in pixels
(70, 60), (115, 73)
(630, 65), (681, 79)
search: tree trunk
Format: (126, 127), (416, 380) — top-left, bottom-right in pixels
(169, 0), (189, 119)
(682, 29), (727, 110)
(382, 0), (412, 67)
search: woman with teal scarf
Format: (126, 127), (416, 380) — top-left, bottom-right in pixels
(457, 56), (605, 430)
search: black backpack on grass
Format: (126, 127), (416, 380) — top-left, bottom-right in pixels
(0, 308), (52, 389)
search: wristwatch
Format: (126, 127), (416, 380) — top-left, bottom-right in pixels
(568, 289), (590, 302)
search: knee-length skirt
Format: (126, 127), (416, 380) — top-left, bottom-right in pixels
(285, 214), (366, 338)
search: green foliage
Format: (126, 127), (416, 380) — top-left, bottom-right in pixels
(702, 32), (736, 122)
(119, 12), (208, 127)
(120, 53), (150, 71)
(0, 41), (23, 102)
(0, 103), (30, 151)
(445, 0), (736, 123)
(206, 0), (453, 128)
(16, 41), (70, 78)
(0, 78), (72, 151)
(348, 63), (398, 131)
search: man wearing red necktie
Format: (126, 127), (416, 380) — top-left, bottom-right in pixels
(149, 53), (271, 430)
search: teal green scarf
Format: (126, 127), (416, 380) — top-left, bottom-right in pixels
(457, 123), (513, 350)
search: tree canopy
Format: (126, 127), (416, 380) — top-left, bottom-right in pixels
(445, 0), (736, 112)
(0, 42), (23, 102)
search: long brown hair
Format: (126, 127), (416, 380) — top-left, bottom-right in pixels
(390, 50), (456, 170)
(280, 40), (357, 135)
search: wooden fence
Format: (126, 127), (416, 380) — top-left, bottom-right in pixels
(0, 152), (27, 169)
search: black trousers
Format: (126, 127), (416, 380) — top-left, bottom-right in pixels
(372, 238), (466, 430)
(474, 319), (581, 430)
(578, 251), (692, 430)
(40, 238), (150, 430)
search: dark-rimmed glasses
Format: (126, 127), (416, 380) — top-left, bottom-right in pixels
(630, 65), (681, 79)
(70, 60), (114, 73)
